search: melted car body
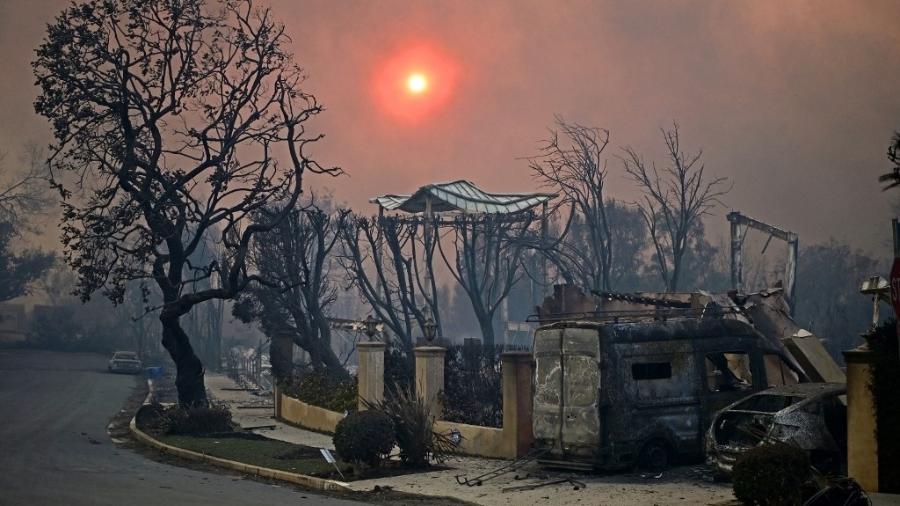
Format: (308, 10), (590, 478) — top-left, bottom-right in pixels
(705, 383), (847, 475)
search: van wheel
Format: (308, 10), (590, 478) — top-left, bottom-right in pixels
(638, 440), (671, 471)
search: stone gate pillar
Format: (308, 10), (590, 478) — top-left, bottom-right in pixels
(844, 346), (879, 492)
(357, 341), (386, 411)
(415, 346), (446, 417)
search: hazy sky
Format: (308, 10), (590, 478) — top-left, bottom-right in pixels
(2, 0), (900, 253)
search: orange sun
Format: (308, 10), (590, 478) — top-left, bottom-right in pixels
(407, 73), (428, 94)
(372, 44), (460, 123)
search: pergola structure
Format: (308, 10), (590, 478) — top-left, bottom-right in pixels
(371, 179), (555, 216)
(370, 180), (557, 345)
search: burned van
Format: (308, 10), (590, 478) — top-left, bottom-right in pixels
(532, 316), (806, 470)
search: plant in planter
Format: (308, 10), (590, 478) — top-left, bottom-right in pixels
(367, 387), (455, 468)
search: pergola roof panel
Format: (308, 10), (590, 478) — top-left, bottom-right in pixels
(370, 180), (555, 215)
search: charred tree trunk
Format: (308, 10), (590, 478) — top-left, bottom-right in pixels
(269, 331), (294, 382)
(474, 306), (497, 348)
(160, 314), (207, 406)
(300, 334), (349, 380)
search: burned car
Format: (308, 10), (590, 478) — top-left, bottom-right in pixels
(705, 383), (847, 475)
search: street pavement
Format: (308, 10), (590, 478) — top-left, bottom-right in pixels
(0, 349), (363, 506)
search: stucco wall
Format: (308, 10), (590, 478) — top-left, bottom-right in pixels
(278, 390), (515, 459)
(279, 393), (346, 434)
(277, 349), (534, 461)
(434, 420), (511, 459)
(845, 349), (878, 492)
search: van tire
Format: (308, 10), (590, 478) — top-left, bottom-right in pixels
(638, 439), (671, 471)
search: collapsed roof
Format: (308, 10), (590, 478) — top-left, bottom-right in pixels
(370, 179), (555, 214)
(536, 284), (845, 385)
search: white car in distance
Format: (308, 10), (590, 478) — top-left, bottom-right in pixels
(108, 351), (142, 375)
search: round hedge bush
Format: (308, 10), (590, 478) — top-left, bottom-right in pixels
(333, 409), (395, 467)
(732, 443), (812, 506)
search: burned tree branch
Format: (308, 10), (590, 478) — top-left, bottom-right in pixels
(437, 212), (535, 347)
(235, 201), (349, 380)
(338, 214), (439, 351)
(528, 116), (630, 293)
(620, 123), (730, 292)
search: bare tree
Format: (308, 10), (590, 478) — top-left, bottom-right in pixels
(339, 214), (440, 351)
(33, 0), (339, 405)
(438, 213), (534, 347)
(0, 145), (52, 229)
(0, 146), (55, 302)
(37, 262), (80, 307)
(181, 233), (225, 372)
(234, 201), (350, 380)
(621, 123), (730, 292)
(0, 222), (55, 303)
(527, 118), (649, 293)
(528, 117), (617, 293)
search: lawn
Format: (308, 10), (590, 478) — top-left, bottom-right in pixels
(157, 433), (439, 482)
(159, 434), (349, 478)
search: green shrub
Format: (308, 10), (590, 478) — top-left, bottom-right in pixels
(281, 370), (357, 413)
(164, 404), (235, 435)
(333, 409), (395, 467)
(732, 443), (812, 506)
(367, 387), (455, 467)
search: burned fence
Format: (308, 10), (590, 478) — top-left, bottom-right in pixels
(442, 343), (507, 428)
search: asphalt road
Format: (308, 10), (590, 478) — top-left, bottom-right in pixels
(0, 349), (363, 506)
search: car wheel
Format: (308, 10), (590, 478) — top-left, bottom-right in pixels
(638, 439), (671, 471)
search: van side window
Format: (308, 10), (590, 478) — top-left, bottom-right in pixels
(632, 362), (672, 380)
(625, 354), (694, 401)
(705, 352), (753, 392)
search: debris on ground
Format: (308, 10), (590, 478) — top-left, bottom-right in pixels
(501, 477), (586, 492)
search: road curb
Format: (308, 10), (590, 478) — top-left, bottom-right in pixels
(128, 398), (350, 492)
